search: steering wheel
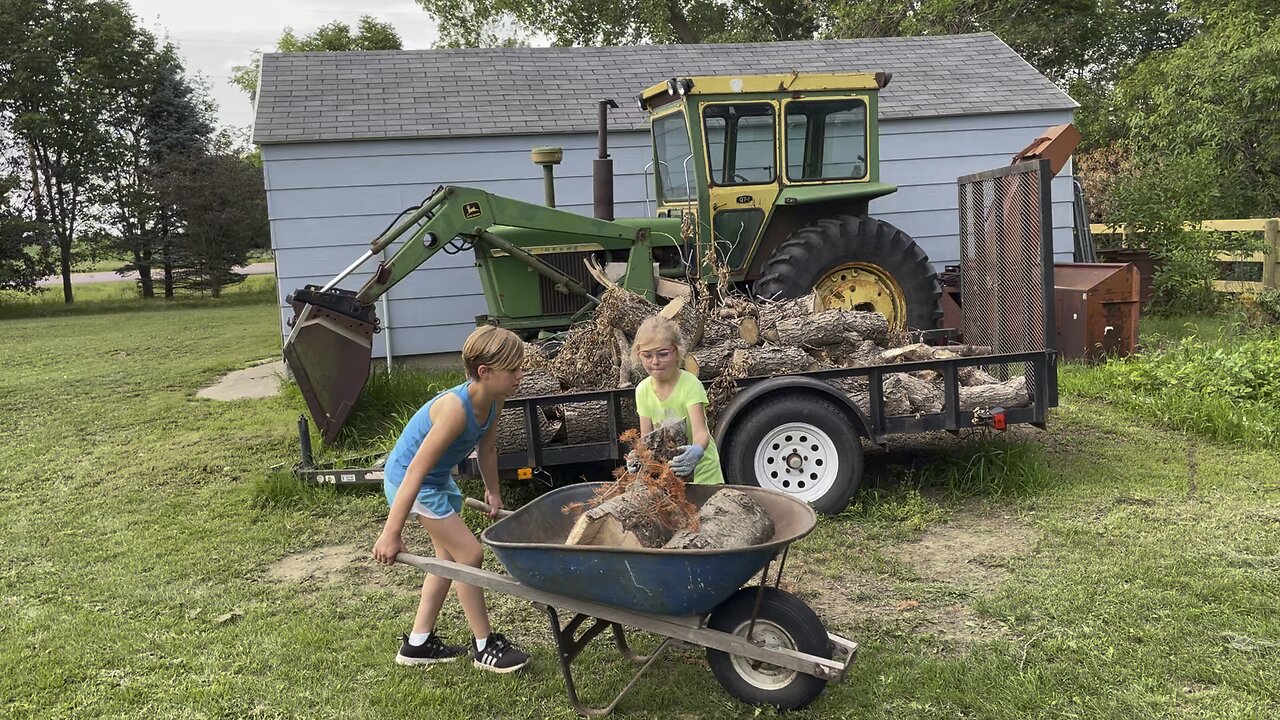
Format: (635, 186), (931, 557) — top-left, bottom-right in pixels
(732, 173), (751, 183)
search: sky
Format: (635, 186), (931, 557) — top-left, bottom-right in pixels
(124, 0), (441, 131)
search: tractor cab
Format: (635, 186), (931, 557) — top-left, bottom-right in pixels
(636, 73), (928, 327)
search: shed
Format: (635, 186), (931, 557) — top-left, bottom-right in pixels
(253, 33), (1078, 361)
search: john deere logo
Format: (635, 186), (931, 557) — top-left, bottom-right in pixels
(462, 202), (482, 219)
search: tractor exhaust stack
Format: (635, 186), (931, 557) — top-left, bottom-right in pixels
(594, 99), (618, 220)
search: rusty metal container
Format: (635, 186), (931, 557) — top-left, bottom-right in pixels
(1053, 263), (1140, 361)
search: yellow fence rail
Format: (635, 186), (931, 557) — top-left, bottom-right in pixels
(1088, 218), (1280, 293)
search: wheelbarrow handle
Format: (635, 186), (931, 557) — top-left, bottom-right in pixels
(464, 496), (514, 519)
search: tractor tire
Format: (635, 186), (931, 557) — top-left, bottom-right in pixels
(754, 215), (943, 331)
(706, 586), (831, 711)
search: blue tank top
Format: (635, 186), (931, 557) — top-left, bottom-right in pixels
(385, 381), (496, 489)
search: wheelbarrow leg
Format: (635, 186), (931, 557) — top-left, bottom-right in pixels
(536, 603), (673, 717)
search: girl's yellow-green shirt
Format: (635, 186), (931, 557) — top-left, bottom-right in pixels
(635, 370), (724, 484)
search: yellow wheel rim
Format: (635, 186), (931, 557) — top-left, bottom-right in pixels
(814, 263), (908, 329)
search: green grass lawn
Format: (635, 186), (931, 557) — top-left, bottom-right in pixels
(2, 299), (1277, 719)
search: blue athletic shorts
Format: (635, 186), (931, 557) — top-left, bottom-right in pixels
(384, 477), (463, 519)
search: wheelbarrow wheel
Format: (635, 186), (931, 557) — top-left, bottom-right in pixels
(706, 586), (830, 710)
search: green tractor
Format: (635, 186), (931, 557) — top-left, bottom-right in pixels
(285, 72), (943, 443)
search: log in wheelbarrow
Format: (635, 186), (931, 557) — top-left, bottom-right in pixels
(395, 483), (858, 716)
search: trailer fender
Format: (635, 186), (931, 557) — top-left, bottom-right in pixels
(713, 376), (873, 449)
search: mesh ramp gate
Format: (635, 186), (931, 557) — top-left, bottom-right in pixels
(957, 158), (1057, 390)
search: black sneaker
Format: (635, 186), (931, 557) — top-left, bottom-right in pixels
(395, 633), (468, 666)
(473, 632), (530, 673)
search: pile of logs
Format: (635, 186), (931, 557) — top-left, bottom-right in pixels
(495, 279), (1032, 453)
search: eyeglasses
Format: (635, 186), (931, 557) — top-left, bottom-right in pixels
(638, 348), (675, 362)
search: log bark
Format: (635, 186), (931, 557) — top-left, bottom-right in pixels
(514, 373), (560, 398)
(641, 419), (687, 463)
(884, 373), (944, 414)
(959, 366), (1000, 386)
(689, 339), (749, 381)
(728, 345), (818, 377)
(565, 482), (678, 548)
(594, 286), (659, 336)
(958, 376), (1030, 411)
(495, 407), (562, 454)
(663, 488), (775, 549)
(561, 401), (614, 444)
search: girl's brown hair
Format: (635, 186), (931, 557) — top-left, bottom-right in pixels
(462, 325), (524, 380)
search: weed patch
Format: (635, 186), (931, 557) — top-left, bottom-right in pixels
(1063, 322), (1280, 448)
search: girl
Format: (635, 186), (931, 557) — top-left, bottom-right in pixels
(372, 324), (531, 673)
(632, 315), (724, 484)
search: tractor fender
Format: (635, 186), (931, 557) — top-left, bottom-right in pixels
(713, 376), (875, 450)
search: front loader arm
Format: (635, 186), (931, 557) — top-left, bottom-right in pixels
(284, 184), (643, 445)
(353, 185), (639, 304)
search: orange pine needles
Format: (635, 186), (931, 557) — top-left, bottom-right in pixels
(563, 428), (700, 533)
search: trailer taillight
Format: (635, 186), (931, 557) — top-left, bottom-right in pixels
(993, 411), (1007, 430)
(517, 467), (533, 480)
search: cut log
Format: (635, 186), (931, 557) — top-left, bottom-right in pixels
(663, 488), (776, 549)
(959, 366), (1000, 386)
(513, 373), (560, 398)
(565, 482), (679, 548)
(958, 376), (1030, 411)
(884, 373), (944, 414)
(640, 419), (687, 463)
(689, 339), (749, 381)
(561, 401), (614, 444)
(737, 316), (760, 345)
(729, 345), (818, 377)
(495, 407), (562, 454)
(877, 342), (941, 364)
(595, 286), (660, 336)
(758, 295), (818, 343)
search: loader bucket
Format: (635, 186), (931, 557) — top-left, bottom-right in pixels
(282, 301), (376, 444)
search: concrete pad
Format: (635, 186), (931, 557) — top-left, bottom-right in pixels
(198, 360), (286, 400)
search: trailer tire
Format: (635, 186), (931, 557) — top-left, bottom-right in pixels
(753, 215), (942, 331)
(706, 587), (830, 710)
(723, 395), (863, 514)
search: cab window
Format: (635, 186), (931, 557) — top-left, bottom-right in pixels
(703, 103), (775, 186)
(785, 99), (868, 181)
(652, 111), (696, 202)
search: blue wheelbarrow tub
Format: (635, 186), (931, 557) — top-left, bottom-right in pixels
(481, 483), (817, 617)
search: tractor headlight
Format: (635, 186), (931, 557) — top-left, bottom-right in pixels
(666, 78), (679, 96)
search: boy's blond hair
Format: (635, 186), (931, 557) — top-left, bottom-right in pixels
(462, 325), (524, 380)
(632, 315), (687, 367)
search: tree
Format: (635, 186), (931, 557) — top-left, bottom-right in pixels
(1110, 2), (1280, 219)
(94, 40), (214, 299)
(155, 152), (268, 297)
(230, 16), (403, 104)
(0, 0), (154, 303)
(0, 173), (52, 292)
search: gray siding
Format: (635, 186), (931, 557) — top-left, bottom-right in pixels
(264, 109), (1075, 358)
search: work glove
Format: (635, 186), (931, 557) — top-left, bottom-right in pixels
(669, 445), (704, 477)
(624, 451), (642, 474)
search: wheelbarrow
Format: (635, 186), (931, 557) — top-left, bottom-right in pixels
(396, 483), (857, 716)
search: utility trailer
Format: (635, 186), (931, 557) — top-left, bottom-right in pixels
(449, 159), (1060, 513)
(296, 159), (1059, 515)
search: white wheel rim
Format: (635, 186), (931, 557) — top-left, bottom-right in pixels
(728, 619), (798, 690)
(752, 422), (840, 502)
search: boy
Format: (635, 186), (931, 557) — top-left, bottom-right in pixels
(372, 325), (531, 673)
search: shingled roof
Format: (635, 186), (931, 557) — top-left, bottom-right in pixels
(252, 32), (1075, 145)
